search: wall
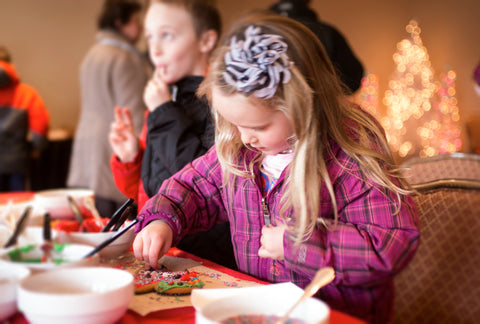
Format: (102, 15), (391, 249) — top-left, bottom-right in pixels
(1, 0), (479, 150)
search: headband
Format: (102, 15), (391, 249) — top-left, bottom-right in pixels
(223, 25), (293, 99)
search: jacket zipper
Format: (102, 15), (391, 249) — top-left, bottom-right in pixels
(262, 196), (271, 226)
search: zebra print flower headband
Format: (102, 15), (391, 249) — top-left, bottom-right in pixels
(223, 25), (293, 99)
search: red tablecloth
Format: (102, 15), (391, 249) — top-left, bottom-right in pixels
(0, 191), (34, 205)
(10, 247), (365, 324)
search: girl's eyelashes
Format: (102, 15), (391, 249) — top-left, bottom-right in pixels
(237, 125), (265, 132)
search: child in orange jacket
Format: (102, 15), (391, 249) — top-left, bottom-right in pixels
(0, 46), (49, 191)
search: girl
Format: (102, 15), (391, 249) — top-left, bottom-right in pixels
(133, 11), (419, 323)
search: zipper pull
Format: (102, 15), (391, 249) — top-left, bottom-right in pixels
(262, 197), (271, 226)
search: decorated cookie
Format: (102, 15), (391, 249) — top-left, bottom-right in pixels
(133, 268), (205, 295)
(155, 271), (205, 295)
(134, 268), (167, 294)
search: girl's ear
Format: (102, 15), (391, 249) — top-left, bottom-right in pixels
(199, 30), (218, 54)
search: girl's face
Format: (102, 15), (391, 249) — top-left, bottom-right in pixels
(144, 3), (207, 84)
(212, 87), (294, 156)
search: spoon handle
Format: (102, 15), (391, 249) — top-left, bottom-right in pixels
(101, 198), (134, 232)
(43, 212), (52, 241)
(84, 218), (138, 258)
(3, 205), (32, 248)
(277, 267), (335, 324)
(67, 195), (84, 224)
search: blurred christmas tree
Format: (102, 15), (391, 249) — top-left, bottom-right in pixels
(353, 73), (380, 119)
(426, 69), (462, 155)
(379, 20), (462, 161)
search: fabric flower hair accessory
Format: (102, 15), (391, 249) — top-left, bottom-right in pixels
(223, 25), (293, 99)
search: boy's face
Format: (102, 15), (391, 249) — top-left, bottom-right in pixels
(145, 3), (208, 84)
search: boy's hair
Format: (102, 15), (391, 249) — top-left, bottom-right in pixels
(0, 46), (11, 63)
(97, 0), (142, 31)
(151, 0), (221, 38)
(199, 11), (410, 244)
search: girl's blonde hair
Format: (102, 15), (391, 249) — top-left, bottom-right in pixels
(198, 11), (411, 244)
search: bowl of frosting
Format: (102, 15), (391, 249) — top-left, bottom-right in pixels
(0, 242), (99, 273)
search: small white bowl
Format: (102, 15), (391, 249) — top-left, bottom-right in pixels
(34, 188), (95, 220)
(0, 243), (99, 273)
(194, 282), (329, 324)
(0, 263), (31, 321)
(18, 267), (134, 324)
(62, 226), (135, 259)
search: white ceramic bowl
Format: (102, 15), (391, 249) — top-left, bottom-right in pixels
(34, 188), (95, 220)
(0, 263), (31, 321)
(194, 282), (330, 324)
(62, 226), (135, 258)
(0, 243), (99, 273)
(18, 267), (134, 324)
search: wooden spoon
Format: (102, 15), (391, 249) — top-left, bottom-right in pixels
(277, 267), (335, 324)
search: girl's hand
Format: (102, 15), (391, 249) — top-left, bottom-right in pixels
(133, 220), (173, 269)
(143, 69), (171, 111)
(258, 224), (286, 260)
(109, 107), (139, 162)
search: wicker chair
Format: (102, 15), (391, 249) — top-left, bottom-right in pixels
(391, 180), (480, 324)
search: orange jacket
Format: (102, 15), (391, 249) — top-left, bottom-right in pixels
(0, 61), (49, 173)
(0, 61), (49, 136)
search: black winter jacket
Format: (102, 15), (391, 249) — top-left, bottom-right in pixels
(270, 0), (364, 93)
(141, 76), (214, 197)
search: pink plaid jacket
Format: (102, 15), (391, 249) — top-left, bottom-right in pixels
(137, 142), (419, 323)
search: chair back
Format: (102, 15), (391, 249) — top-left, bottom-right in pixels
(401, 153), (480, 185)
(391, 181), (480, 323)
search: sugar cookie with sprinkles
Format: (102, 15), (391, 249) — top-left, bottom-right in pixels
(134, 268), (168, 294)
(155, 271), (205, 295)
(134, 268), (205, 295)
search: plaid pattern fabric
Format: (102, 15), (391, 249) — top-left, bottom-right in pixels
(138, 144), (420, 324)
(391, 188), (480, 324)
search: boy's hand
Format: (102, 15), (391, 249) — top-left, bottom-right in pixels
(258, 224), (286, 260)
(109, 107), (139, 162)
(143, 69), (172, 111)
(133, 220), (173, 269)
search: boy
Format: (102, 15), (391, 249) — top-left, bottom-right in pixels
(109, 0), (236, 269)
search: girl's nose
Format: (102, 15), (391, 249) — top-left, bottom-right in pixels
(240, 129), (257, 146)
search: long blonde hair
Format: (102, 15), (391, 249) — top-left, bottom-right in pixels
(198, 11), (411, 244)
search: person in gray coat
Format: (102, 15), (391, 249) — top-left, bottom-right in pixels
(68, 0), (151, 217)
